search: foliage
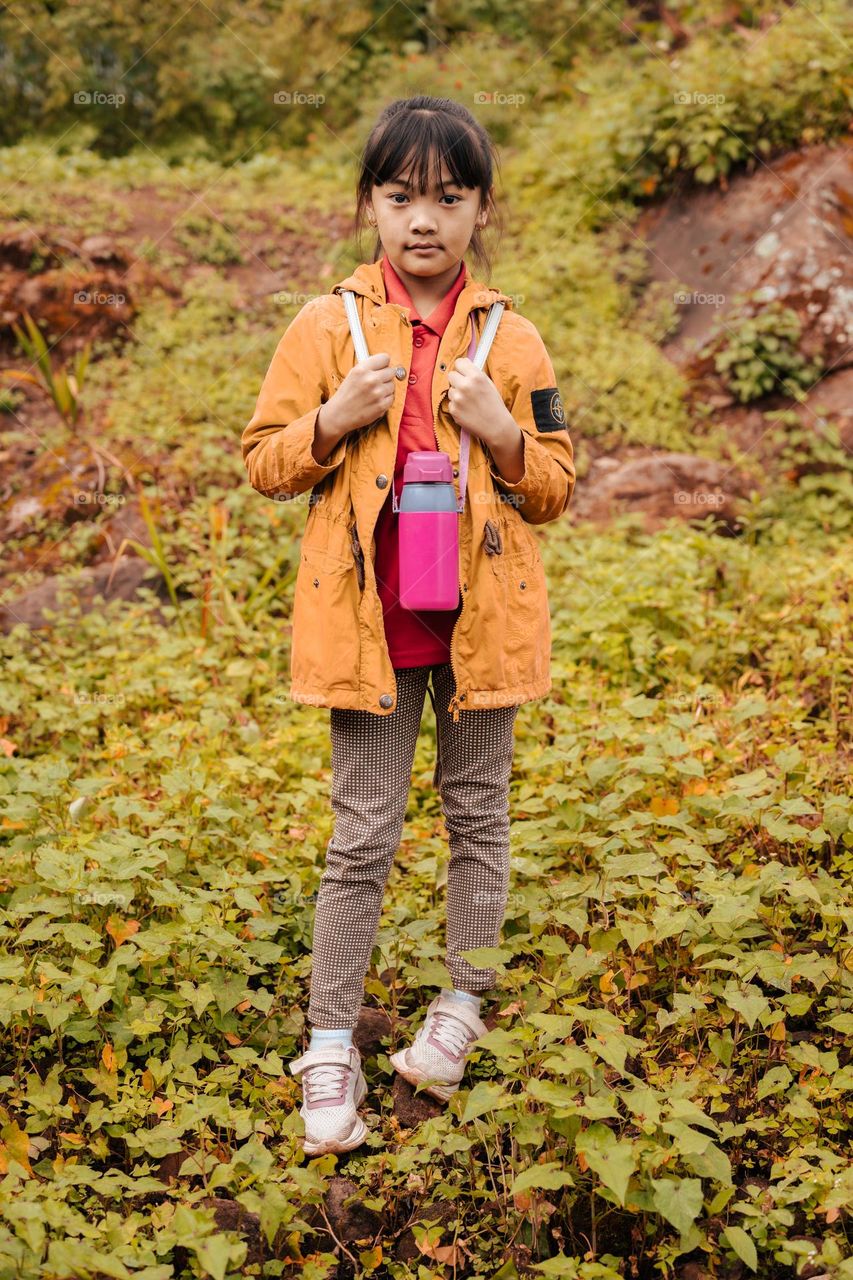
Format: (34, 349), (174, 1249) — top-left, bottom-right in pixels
(0, 3), (851, 1273)
(701, 301), (824, 404)
(2, 312), (92, 428)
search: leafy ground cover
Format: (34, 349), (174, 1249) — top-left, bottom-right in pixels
(0, 1), (851, 1273)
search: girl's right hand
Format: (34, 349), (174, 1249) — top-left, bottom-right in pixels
(318, 353), (397, 439)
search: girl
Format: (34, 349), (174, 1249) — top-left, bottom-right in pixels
(242, 95), (575, 1155)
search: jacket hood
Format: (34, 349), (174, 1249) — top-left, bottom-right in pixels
(331, 258), (516, 316)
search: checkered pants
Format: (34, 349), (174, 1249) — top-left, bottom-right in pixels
(307, 662), (519, 1028)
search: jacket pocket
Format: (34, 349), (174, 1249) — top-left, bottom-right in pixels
(484, 517), (543, 678)
(291, 544), (361, 694)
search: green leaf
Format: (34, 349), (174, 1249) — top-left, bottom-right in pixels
(722, 1225), (758, 1271)
(510, 1161), (575, 1195)
(460, 1081), (512, 1124)
(574, 1123), (638, 1205)
(651, 1176), (703, 1236)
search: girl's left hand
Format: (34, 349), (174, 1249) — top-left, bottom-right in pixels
(446, 357), (515, 448)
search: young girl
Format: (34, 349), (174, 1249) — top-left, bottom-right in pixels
(242, 95), (575, 1155)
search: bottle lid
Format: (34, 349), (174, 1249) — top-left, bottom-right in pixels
(402, 450), (453, 485)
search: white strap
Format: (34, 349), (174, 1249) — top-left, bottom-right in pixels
(339, 289), (505, 514)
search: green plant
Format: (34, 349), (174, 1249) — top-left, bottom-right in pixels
(1, 310), (91, 427)
(703, 300), (823, 403)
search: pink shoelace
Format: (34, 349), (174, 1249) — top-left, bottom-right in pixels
(303, 1060), (350, 1108)
(425, 1011), (473, 1062)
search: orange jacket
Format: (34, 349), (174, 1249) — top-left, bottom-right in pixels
(241, 258), (575, 721)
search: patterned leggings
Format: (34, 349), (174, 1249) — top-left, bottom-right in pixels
(307, 662), (519, 1028)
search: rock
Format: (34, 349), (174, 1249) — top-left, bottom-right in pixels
(571, 449), (752, 532)
(312, 1176), (383, 1242)
(197, 1197), (266, 1269)
(390, 1071), (445, 1127)
(394, 1197), (458, 1262)
(636, 141), (853, 372)
(0, 227), (60, 271)
(797, 366), (853, 455)
(0, 557), (166, 632)
(78, 234), (128, 266)
(0, 225), (135, 349)
(353, 1005), (392, 1057)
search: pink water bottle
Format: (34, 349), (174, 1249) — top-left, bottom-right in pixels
(339, 289), (505, 612)
(396, 449), (462, 610)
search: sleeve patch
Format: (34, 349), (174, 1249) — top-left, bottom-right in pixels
(531, 387), (566, 432)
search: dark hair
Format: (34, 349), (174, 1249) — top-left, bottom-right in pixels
(352, 95), (503, 277)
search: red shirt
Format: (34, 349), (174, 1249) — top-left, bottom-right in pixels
(373, 253), (468, 667)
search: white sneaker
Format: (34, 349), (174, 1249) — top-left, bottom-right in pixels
(289, 1044), (369, 1154)
(389, 992), (487, 1102)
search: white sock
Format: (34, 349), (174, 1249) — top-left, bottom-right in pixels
(441, 987), (482, 1014)
(309, 1026), (353, 1051)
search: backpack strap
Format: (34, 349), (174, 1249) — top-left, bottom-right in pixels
(339, 290), (505, 514)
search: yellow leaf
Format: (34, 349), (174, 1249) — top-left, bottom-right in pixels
(141, 1070), (155, 1092)
(152, 1098), (173, 1117)
(770, 1022), (786, 1041)
(0, 1121), (33, 1176)
(650, 795), (679, 816)
(105, 917), (140, 948)
(599, 970), (615, 993)
(102, 1043), (116, 1073)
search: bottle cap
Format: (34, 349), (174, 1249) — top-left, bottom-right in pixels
(401, 450), (453, 485)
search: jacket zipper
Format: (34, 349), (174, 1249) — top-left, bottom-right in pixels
(447, 594), (465, 723)
(447, 469), (468, 723)
(439, 322), (472, 723)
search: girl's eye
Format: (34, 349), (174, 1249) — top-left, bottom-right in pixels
(388, 193), (461, 205)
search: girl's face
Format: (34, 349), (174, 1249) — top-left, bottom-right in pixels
(368, 154), (487, 278)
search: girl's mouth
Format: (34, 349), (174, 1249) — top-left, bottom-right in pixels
(408, 245), (441, 254)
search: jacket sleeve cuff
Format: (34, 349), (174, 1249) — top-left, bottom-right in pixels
(487, 428), (574, 524)
(487, 429), (528, 492)
(250, 406), (349, 500)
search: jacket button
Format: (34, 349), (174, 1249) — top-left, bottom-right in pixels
(376, 474), (388, 488)
(408, 373), (417, 384)
(313, 578), (319, 587)
(394, 366), (406, 379)
(379, 693), (393, 708)
(452, 467), (459, 477)
(520, 580), (527, 589)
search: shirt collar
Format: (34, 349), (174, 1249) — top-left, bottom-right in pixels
(381, 253), (469, 335)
